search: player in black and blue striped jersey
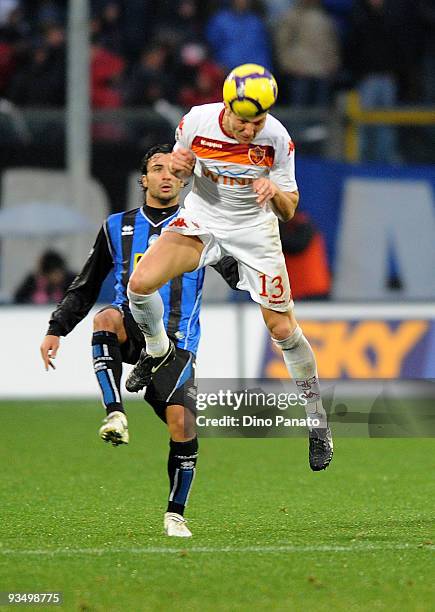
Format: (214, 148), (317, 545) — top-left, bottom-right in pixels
(40, 144), (238, 537)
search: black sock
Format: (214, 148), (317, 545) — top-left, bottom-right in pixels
(92, 331), (124, 416)
(167, 436), (198, 516)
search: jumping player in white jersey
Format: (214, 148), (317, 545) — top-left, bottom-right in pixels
(126, 64), (333, 471)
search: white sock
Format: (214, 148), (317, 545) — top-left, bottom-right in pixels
(127, 287), (170, 357)
(273, 326), (328, 430)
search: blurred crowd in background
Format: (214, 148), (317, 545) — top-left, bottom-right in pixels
(0, 0), (434, 110)
(13, 249), (76, 304)
(1, 0), (434, 304)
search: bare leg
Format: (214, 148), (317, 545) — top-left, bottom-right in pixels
(166, 404), (196, 442)
(260, 306), (297, 340)
(129, 232), (204, 294)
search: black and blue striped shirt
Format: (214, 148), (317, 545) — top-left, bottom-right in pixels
(105, 206), (204, 354)
(47, 205), (239, 354)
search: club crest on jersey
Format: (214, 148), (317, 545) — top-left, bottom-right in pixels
(248, 145), (266, 165)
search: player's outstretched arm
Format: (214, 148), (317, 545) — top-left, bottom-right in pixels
(40, 226), (113, 371)
(40, 335), (60, 371)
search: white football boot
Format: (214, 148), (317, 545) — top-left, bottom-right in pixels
(99, 411), (129, 446)
(164, 512), (192, 538)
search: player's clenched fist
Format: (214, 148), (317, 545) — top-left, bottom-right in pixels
(169, 148), (196, 180)
(253, 177), (278, 206)
(40, 335), (60, 371)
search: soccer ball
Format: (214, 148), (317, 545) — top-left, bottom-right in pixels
(223, 64), (278, 118)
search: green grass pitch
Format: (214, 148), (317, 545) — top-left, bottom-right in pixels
(0, 400), (434, 611)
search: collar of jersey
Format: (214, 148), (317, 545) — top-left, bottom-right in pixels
(219, 107), (237, 141)
(140, 205), (180, 228)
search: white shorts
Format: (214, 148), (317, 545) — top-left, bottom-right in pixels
(164, 209), (293, 312)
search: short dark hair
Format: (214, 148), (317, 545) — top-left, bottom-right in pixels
(140, 143), (173, 175)
(40, 250), (66, 274)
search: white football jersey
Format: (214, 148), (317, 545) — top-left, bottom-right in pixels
(175, 102), (298, 229)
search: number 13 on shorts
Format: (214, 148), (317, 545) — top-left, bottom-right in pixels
(258, 272), (292, 309)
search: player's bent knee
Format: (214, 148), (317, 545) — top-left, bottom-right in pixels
(93, 308), (122, 332)
(269, 325), (290, 341)
(267, 315), (297, 341)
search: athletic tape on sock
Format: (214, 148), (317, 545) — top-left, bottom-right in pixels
(92, 331), (123, 413)
(273, 327), (327, 428)
(167, 437), (198, 514)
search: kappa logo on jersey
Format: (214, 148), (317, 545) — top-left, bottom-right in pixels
(169, 218), (188, 229)
(122, 225), (134, 236)
(248, 145), (266, 165)
(169, 217), (200, 229)
(288, 140), (295, 155)
(200, 138), (222, 149)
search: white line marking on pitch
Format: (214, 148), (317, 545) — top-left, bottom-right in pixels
(0, 544), (433, 556)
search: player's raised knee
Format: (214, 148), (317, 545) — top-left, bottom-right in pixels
(127, 273), (156, 296)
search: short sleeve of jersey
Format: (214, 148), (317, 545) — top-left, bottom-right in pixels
(269, 129), (298, 193)
(174, 106), (201, 151)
